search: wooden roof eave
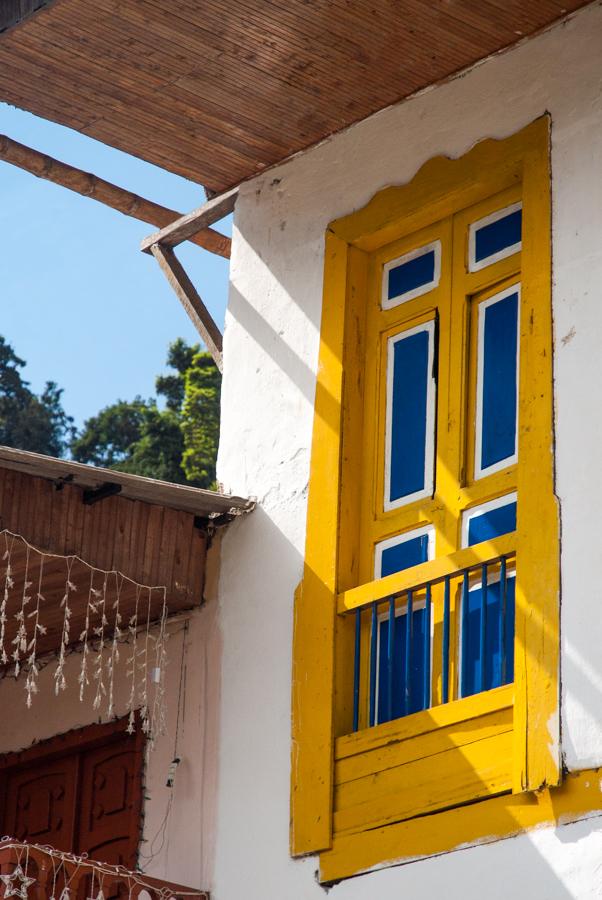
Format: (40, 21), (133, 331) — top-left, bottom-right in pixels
(0, 446), (254, 521)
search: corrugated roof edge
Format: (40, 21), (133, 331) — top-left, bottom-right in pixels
(0, 445), (254, 520)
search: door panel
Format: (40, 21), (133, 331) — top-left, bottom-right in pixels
(78, 743), (141, 869)
(3, 756), (78, 851)
(0, 720), (142, 869)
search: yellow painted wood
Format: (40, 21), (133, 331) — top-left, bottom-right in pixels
(359, 218), (453, 580)
(513, 117), (559, 792)
(320, 768), (602, 883)
(334, 246), (370, 738)
(329, 127), (532, 251)
(337, 532), (516, 613)
(334, 729), (513, 835)
(290, 231), (349, 856)
(336, 683), (513, 759)
(336, 706), (512, 784)
(293, 115), (558, 870)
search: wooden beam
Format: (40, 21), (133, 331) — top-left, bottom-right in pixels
(150, 244), (224, 372)
(0, 134), (231, 259)
(141, 187), (238, 253)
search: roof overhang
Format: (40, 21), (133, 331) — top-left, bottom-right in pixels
(0, 445), (252, 665)
(0, 445), (253, 520)
(0, 0), (593, 193)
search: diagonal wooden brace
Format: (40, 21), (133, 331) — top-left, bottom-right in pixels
(150, 244), (223, 372)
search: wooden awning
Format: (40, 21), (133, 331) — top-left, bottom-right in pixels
(0, 446), (253, 662)
(0, 0), (591, 193)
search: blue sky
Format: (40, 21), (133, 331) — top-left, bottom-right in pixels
(0, 102), (230, 430)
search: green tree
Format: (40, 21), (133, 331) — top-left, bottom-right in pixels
(0, 336), (74, 457)
(155, 338), (197, 411)
(72, 339), (221, 488)
(181, 350), (221, 486)
(69, 397), (150, 468)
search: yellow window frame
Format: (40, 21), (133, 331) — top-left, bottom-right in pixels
(291, 117), (560, 880)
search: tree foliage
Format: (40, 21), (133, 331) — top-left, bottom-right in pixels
(0, 336), (74, 457)
(0, 334), (221, 488)
(181, 350), (221, 485)
(72, 339), (221, 488)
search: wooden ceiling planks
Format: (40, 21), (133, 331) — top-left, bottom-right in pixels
(0, 0), (593, 192)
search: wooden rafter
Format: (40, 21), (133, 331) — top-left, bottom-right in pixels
(0, 133), (231, 259)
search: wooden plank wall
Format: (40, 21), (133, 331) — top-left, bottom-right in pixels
(0, 467), (207, 609)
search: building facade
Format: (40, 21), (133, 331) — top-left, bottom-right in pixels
(1, 2), (602, 899)
(214, 3), (602, 896)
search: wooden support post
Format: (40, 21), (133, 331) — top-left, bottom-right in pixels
(150, 244), (223, 372)
(141, 187), (238, 253)
(0, 134), (231, 258)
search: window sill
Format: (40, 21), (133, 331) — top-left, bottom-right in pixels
(319, 768), (602, 885)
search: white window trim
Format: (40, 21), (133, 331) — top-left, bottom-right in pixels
(374, 523), (435, 580)
(384, 320), (436, 511)
(474, 284), (521, 481)
(461, 492), (518, 549)
(468, 201), (522, 273)
(382, 240), (441, 310)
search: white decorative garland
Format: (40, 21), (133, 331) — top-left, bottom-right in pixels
(0, 530), (169, 746)
(0, 839), (207, 899)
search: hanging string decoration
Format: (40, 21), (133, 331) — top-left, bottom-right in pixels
(0, 839), (208, 900)
(106, 573), (124, 720)
(0, 864), (35, 900)
(0, 532), (15, 665)
(54, 560), (76, 695)
(0, 529), (169, 745)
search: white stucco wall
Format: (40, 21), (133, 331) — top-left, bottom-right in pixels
(212, 2), (602, 897)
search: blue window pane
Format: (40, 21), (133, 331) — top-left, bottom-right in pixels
(389, 329), (431, 502)
(461, 578), (515, 697)
(475, 208), (522, 264)
(380, 534), (429, 577)
(377, 607), (428, 723)
(467, 501), (517, 547)
(388, 248), (436, 301)
(480, 292), (518, 471)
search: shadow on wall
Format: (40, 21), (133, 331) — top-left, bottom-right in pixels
(227, 283), (318, 408)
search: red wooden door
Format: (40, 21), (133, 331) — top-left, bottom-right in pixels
(2, 754), (79, 851)
(77, 740), (142, 869)
(0, 720), (143, 868)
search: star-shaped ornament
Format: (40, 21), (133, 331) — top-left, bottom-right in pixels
(0, 865), (36, 900)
